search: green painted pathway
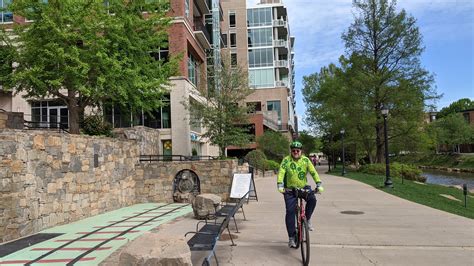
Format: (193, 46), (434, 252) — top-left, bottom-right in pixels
(0, 203), (192, 265)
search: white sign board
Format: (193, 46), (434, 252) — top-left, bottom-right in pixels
(230, 173), (252, 199)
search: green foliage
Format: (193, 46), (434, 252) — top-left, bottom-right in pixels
(187, 56), (252, 156)
(428, 113), (474, 150)
(437, 98), (474, 119)
(1, 0), (177, 134)
(358, 163), (424, 181)
(298, 131), (321, 155)
(265, 160), (280, 171)
(303, 0), (439, 164)
(330, 168), (474, 219)
(0, 46), (14, 86)
(256, 131), (289, 161)
(81, 115), (113, 137)
(394, 153), (474, 169)
(244, 150), (267, 171)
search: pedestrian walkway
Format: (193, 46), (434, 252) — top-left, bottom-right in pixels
(0, 203), (192, 265)
(210, 164), (474, 265)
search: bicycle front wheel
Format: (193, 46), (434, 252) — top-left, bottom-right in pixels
(300, 219), (310, 266)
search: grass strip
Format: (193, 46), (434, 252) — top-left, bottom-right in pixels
(328, 167), (474, 219)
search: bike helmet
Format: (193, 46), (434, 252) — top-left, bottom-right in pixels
(290, 141), (303, 149)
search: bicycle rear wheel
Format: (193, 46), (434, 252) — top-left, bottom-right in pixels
(300, 219), (310, 266)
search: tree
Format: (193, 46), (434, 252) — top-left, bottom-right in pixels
(188, 57), (253, 157)
(256, 131), (289, 162)
(437, 98), (474, 119)
(0, 0), (178, 134)
(298, 131), (321, 155)
(429, 113), (474, 153)
(304, 0), (438, 163)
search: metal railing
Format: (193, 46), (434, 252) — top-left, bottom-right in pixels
(24, 120), (69, 133)
(194, 19), (212, 45)
(274, 60), (288, 68)
(139, 155), (219, 162)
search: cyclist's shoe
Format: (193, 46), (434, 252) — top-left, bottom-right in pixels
(307, 219), (314, 231)
(288, 237), (297, 248)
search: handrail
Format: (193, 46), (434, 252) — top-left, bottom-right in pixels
(23, 120), (69, 133)
(139, 155), (219, 162)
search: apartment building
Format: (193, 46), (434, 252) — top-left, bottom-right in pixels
(0, 0), (220, 157)
(221, 0), (297, 157)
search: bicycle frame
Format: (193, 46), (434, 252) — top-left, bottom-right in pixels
(297, 196), (306, 244)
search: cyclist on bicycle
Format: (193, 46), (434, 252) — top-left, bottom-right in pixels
(277, 141), (322, 248)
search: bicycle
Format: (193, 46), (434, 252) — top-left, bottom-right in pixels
(291, 186), (317, 266)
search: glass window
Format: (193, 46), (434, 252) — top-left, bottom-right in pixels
(1, 0), (13, 24)
(248, 48), (273, 68)
(229, 12), (236, 28)
(230, 33), (236, 47)
(247, 7), (272, 27)
(249, 69), (275, 88)
(221, 33), (227, 48)
(231, 53), (237, 67)
(248, 28), (272, 47)
(185, 0), (190, 17)
(267, 100), (281, 120)
(188, 53), (199, 86)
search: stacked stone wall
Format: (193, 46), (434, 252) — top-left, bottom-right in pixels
(0, 129), (139, 242)
(113, 126), (161, 155)
(136, 160), (246, 203)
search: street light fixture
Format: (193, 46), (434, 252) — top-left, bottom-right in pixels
(381, 108), (393, 188)
(340, 128), (346, 176)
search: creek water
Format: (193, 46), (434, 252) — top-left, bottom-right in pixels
(421, 169), (474, 188)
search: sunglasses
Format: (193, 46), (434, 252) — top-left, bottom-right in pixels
(291, 149), (301, 153)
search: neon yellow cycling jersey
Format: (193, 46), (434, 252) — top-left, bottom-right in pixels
(277, 155), (321, 188)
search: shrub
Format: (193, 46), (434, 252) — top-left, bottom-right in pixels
(266, 160), (280, 171)
(244, 150), (267, 171)
(358, 162), (424, 182)
(81, 115), (113, 137)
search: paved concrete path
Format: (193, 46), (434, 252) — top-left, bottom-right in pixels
(0, 203), (192, 265)
(209, 164), (474, 265)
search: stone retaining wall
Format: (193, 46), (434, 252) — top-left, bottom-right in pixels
(0, 130), (139, 242)
(0, 129), (247, 243)
(0, 111), (24, 129)
(113, 126), (161, 155)
(136, 160), (247, 203)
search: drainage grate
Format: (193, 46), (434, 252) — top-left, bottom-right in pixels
(340, 211), (365, 215)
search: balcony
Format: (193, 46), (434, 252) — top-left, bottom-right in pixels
(274, 60), (288, 68)
(275, 80), (287, 87)
(194, 19), (211, 49)
(273, 19), (287, 28)
(273, 39), (288, 54)
(194, 0), (211, 15)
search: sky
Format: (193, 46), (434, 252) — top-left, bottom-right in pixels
(247, 0), (474, 130)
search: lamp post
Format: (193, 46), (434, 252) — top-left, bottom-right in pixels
(340, 128), (346, 176)
(381, 108), (393, 188)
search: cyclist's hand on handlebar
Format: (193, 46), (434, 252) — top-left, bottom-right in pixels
(278, 183), (285, 193)
(316, 182), (324, 193)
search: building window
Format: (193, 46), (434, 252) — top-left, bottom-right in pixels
(247, 102), (262, 113)
(0, 0), (13, 24)
(229, 11), (236, 28)
(30, 100), (69, 129)
(104, 95), (171, 129)
(248, 48), (273, 68)
(221, 33), (228, 48)
(188, 53), (200, 86)
(150, 43), (169, 63)
(249, 69), (275, 88)
(248, 28), (273, 47)
(247, 7), (272, 27)
(185, 0), (190, 18)
(231, 53), (237, 67)
(230, 33), (237, 48)
(267, 100), (281, 121)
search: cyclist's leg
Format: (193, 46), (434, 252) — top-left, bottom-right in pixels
(305, 192), (317, 221)
(284, 192), (298, 238)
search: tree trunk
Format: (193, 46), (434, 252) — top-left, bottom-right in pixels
(67, 90), (80, 134)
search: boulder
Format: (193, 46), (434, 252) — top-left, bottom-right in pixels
(119, 232), (192, 266)
(192, 193), (221, 219)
